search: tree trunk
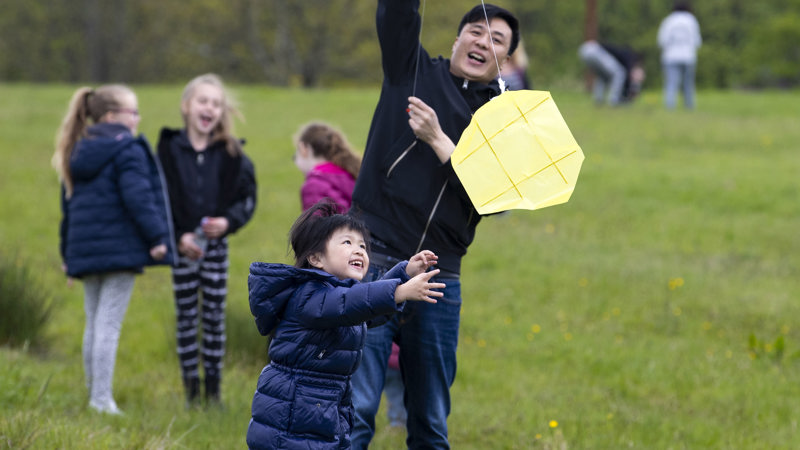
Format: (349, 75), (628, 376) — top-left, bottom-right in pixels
(84, 0), (107, 82)
(584, 0), (598, 90)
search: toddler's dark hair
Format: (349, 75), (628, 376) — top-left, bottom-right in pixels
(289, 199), (370, 269)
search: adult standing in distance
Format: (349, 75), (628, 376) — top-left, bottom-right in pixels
(658, 0), (702, 109)
(348, 1), (519, 448)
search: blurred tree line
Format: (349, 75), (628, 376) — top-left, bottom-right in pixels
(1, 0), (798, 88)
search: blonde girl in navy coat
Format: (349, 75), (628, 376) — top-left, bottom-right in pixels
(53, 84), (175, 415)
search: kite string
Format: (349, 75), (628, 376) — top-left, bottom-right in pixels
(480, 0), (506, 92)
(411, 0), (427, 98)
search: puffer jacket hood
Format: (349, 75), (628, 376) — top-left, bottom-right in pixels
(71, 123), (134, 181)
(248, 263), (360, 336)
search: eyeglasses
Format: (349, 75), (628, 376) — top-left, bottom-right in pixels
(113, 108), (140, 117)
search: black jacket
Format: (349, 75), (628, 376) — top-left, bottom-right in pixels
(350, 0), (500, 275)
(601, 43), (641, 100)
(157, 128), (257, 240)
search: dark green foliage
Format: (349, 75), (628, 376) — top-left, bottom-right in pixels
(741, 14), (800, 87)
(0, 251), (54, 348)
(0, 0), (798, 88)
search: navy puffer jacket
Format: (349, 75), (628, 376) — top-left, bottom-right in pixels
(246, 262), (409, 449)
(59, 123), (175, 278)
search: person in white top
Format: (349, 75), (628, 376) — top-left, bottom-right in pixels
(658, 0), (702, 109)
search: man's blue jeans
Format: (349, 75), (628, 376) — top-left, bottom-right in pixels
(663, 61), (696, 109)
(351, 258), (461, 449)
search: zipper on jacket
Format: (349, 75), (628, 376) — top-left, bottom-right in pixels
(154, 153), (179, 264)
(415, 180), (448, 254)
(316, 348), (327, 359)
(386, 140), (417, 178)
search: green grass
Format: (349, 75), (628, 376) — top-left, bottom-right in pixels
(1, 83), (799, 449)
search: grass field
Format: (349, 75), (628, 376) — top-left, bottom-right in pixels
(1, 83), (799, 449)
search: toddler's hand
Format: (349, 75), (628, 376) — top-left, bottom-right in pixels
(150, 244), (167, 261)
(406, 250), (438, 277)
(395, 269), (445, 304)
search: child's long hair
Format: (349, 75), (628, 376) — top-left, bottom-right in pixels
(294, 122), (361, 178)
(181, 73), (242, 157)
(52, 84), (134, 198)
(289, 200), (370, 269)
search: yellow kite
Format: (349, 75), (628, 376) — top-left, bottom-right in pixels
(451, 90), (584, 215)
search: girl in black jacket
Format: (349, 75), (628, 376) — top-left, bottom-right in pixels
(157, 73), (257, 407)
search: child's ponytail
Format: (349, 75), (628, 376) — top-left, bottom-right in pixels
(52, 84), (135, 198)
(327, 130), (361, 179)
(53, 87), (93, 198)
(296, 122), (362, 179)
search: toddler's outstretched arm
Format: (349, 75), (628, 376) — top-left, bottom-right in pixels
(395, 269), (445, 304)
(406, 250), (438, 277)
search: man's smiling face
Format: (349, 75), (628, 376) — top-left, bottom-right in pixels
(450, 17), (512, 84)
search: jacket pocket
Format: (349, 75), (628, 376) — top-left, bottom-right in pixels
(290, 380), (341, 440)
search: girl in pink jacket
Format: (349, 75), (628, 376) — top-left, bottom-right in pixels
(293, 122), (361, 212)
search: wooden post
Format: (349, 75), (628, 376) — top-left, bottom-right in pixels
(585, 0), (598, 41)
(584, 0), (598, 90)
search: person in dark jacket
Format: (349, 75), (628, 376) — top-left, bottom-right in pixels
(348, 1), (520, 448)
(579, 40), (645, 106)
(157, 73), (257, 407)
(53, 84), (175, 415)
(246, 201), (444, 449)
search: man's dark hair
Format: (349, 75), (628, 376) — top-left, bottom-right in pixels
(673, 0), (692, 13)
(458, 4), (520, 56)
(289, 199), (371, 269)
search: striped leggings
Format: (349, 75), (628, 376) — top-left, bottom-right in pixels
(171, 238), (229, 381)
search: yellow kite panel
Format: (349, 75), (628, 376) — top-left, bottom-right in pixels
(452, 90), (584, 214)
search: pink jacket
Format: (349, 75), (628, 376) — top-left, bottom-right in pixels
(388, 341), (401, 371)
(301, 162), (356, 212)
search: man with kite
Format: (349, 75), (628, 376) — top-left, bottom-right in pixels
(348, 1), (520, 448)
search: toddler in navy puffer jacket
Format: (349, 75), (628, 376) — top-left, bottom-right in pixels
(246, 200), (443, 449)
